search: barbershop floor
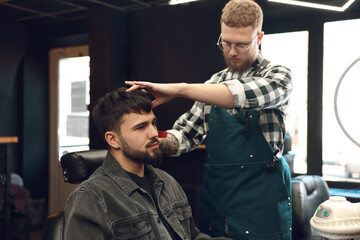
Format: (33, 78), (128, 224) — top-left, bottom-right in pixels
(29, 228), (42, 240)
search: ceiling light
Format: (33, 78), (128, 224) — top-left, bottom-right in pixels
(169, 0), (199, 5)
(268, 0), (356, 12)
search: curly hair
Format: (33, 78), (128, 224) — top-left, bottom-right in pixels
(92, 87), (153, 138)
(221, 0), (263, 32)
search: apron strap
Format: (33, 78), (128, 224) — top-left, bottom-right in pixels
(253, 58), (270, 77)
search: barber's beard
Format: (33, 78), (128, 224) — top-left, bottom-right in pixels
(223, 53), (256, 73)
(121, 138), (163, 166)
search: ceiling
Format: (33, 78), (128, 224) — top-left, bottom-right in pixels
(1, 0), (359, 25)
(0, 0), (170, 24)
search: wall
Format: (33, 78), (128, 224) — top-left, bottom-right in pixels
(130, 1), (226, 129)
(0, 15), (88, 202)
(0, 20), (28, 176)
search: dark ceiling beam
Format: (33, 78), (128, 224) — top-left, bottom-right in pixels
(0, 2), (61, 20)
(87, 0), (127, 11)
(0, 0), (171, 23)
(54, 0), (88, 10)
(0, 0), (88, 22)
(128, 0), (152, 8)
(17, 8), (86, 22)
(123, 0), (169, 11)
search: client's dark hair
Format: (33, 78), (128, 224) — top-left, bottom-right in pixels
(92, 87), (153, 138)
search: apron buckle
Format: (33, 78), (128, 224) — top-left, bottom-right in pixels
(266, 149), (279, 173)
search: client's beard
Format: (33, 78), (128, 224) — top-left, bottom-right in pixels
(121, 138), (163, 166)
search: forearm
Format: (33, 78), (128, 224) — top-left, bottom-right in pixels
(126, 81), (234, 109)
(159, 133), (179, 155)
(177, 83), (234, 109)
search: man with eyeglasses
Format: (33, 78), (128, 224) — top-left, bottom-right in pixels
(126, 0), (293, 239)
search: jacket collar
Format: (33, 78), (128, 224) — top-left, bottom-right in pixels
(102, 151), (164, 196)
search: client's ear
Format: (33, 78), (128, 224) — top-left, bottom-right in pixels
(105, 131), (120, 149)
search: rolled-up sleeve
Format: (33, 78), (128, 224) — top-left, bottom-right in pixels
(223, 65), (292, 110)
(222, 79), (246, 108)
(167, 101), (208, 156)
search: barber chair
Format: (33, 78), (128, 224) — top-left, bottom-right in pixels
(42, 149), (107, 240)
(291, 175), (330, 240)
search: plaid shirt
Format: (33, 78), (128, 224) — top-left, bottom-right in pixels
(167, 52), (292, 157)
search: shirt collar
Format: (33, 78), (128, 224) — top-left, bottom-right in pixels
(222, 52), (264, 81)
(250, 51), (264, 72)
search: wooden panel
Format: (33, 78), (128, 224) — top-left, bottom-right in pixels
(0, 136), (18, 144)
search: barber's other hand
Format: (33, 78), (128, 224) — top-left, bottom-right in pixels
(125, 81), (182, 108)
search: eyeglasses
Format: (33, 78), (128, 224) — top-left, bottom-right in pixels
(217, 34), (258, 54)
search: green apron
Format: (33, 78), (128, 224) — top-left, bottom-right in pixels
(199, 106), (292, 240)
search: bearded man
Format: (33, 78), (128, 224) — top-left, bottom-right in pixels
(64, 88), (229, 240)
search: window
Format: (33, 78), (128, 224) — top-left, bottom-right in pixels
(323, 18), (360, 182)
(49, 45), (90, 214)
(58, 56), (90, 157)
(262, 31), (309, 175)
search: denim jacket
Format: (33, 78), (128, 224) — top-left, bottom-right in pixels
(64, 152), (224, 240)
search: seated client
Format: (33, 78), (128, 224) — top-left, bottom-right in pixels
(63, 87), (228, 240)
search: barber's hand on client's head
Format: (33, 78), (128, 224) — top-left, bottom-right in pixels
(125, 81), (181, 108)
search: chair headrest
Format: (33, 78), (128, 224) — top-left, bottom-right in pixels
(293, 175), (329, 196)
(283, 133), (292, 154)
(60, 149), (107, 184)
(299, 175), (316, 194)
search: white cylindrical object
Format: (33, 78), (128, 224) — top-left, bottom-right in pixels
(310, 196), (360, 239)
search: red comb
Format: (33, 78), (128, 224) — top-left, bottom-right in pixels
(158, 131), (167, 138)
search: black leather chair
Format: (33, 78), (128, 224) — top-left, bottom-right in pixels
(42, 149), (107, 240)
(41, 211), (64, 240)
(291, 175), (330, 240)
